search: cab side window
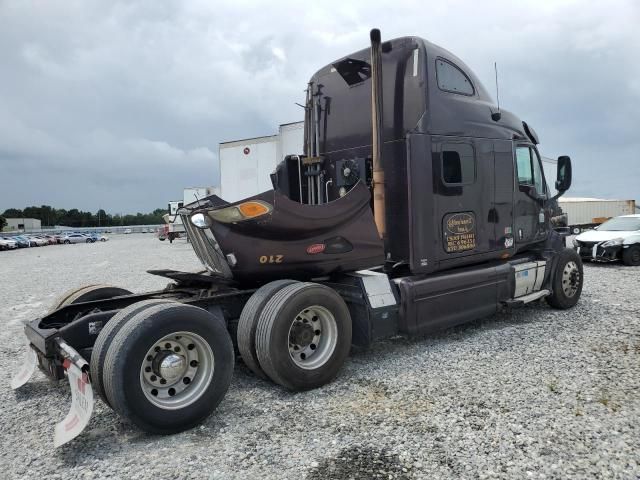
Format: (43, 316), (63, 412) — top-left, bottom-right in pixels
(515, 146), (546, 194)
(442, 143), (475, 185)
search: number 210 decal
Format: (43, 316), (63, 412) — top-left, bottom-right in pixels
(259, 255), (284, 264)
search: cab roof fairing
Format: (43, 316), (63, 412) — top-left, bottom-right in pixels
(308, 35), (533, 150)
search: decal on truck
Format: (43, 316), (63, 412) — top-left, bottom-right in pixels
(259, 255), (284, 264)
(443, 212), (476, 253)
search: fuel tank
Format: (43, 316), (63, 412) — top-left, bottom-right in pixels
(180, 181), (384, 283)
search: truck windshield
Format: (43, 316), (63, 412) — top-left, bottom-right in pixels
(598, 217), (640, 231)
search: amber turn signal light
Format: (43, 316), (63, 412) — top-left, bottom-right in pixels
(238, 201), (270, 218)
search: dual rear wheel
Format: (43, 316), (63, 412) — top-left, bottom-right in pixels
(52, 286), (234, 434)
(238, 281), (352, 391)
(51, 280), (352, 435)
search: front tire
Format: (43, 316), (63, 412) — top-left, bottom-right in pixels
(547, 248), (584, 309)
(255, 282), (352, 391)
(102, 303), (234, 434)
(622, 245), (640, 266)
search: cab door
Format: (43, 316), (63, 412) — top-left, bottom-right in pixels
(513, 144), (548, 247)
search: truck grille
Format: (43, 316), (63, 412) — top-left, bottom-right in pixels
(181, 215), (233, 278)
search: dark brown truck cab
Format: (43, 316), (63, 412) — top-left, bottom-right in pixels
(14, 30), (582, 447)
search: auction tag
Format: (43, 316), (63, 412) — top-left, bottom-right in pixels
(11, 346), (37, 390)
(54, 362), (94, 447)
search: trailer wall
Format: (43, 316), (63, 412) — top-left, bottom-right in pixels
(219, 122), (304, 203)
(559, 198), (636, 227)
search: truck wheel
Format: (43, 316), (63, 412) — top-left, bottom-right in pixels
(571, 227), (581, 235)
(255, 282), (352, 391)
(622, 245), (640, 266)
(546, 248), (584, 309)
(102, 303), (234, 434)
(238, 279), (299, 380)
(48, 284), (132, 313)
(90, 299), (174, 406)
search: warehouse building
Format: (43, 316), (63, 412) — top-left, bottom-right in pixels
(219, 121), (303, 202)
(4, 217), (41, 232)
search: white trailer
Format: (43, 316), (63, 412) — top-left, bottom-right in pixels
(162, 187), (220, 241)
(219, 122), (304, 202)
(559, 197), (637, 233)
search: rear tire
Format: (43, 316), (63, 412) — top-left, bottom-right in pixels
(255, 282), (352, 391)
(546, 248), (584, 309)
(49, 284), (132, 313)
(622, 245), (640, 266)
(90, 299), (174, 406)
(237, 279), (299, 380)
(103, 303), (234, 434)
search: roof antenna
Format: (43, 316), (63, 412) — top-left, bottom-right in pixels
(491, 62), (501, 121)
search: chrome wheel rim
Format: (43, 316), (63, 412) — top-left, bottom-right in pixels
(562, 261), (580, 298)
(140, 331), (214, 410)
(287, 305), (337, 370)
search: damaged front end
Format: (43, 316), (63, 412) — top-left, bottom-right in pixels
(179, 181), (384, 283)
(574, 240), (622, 262)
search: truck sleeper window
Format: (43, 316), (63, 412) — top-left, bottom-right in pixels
(436, 59), (474, 95)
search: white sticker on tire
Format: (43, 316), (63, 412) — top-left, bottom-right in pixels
(54, 362), (94, 447)
(11, 346), (37, 390)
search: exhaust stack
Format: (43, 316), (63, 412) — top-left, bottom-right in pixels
(370, 28), (386, 241)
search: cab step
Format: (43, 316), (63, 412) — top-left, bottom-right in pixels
(503, 289), (550, 308)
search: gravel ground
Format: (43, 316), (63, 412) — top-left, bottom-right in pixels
(1, 235), (639, 479)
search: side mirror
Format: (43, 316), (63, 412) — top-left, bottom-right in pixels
(555, 156), (572, 192)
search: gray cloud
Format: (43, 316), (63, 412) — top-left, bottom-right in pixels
(0, 0), (638, 212)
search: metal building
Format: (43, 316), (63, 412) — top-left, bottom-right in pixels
(4, 217), (41, 232)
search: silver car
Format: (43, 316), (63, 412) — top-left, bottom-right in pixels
(61, 233), (92, 244)
(0, 237), (18, 250)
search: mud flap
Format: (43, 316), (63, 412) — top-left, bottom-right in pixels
(11, 346), (37, 390)
(54, 360), (94, 447)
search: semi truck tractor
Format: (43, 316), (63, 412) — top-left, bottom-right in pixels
(11, 30), (582, 447)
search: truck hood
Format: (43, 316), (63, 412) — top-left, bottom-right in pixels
(576, 229), (639, 243)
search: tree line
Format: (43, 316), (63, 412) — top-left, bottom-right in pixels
(1, 205), (168, 228)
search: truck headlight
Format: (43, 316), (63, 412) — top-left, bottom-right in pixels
(572, 238), (580, 248)
(209, 201), (272, 224)
(601, 238), (623, 247)
(190, 213), (212, 229)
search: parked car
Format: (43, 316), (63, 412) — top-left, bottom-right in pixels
(0, 237), (18, 250)
(33, 235), (55, 245)
(25, 235), (48, 246)
(11, 235), (32, 247)
(123, 228), (132, 234)
(80, 233), (97, 243)
(95, 234), (109, 242)
(573, 214), (640, 266)
(42, 234), (58, 245)
(61, 233), (92, 244)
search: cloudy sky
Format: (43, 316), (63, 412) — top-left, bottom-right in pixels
(1, 0), (638, 213)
